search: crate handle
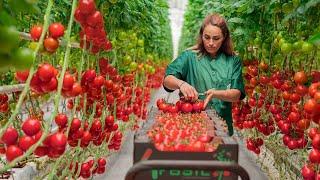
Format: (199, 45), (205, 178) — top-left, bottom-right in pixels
(125, 160), (250, 180)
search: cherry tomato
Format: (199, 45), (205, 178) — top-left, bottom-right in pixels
(49, 23), (65, 38)
(44, 37), (59, 52)
(30, 25), (43, 41)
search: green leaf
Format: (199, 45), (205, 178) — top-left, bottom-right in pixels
(308, 32), (320, 46)
(61, 0), (72, 6)
(0, 11), (17, 26)
(228, 17), (244, 24)
(305, 0), (320, 10)
(233, 28), (246, 36)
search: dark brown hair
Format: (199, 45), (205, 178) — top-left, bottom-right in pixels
(191, 13), (234, 56)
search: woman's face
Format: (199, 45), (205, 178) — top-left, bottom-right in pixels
(202, 24), (224, 57)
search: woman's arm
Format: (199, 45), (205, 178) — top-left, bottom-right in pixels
(163, 75), (199, 101)
(163, 75), (185, 90)
(203, 89), (241, 107)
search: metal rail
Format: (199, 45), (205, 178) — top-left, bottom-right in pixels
(19, 32), (80, 48)
(125, 160), (250, 180)
(0, 84), (25, 94)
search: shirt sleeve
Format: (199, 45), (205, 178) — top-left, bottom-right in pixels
(163, 51), (189, 92)
(230, 56), (246, 100)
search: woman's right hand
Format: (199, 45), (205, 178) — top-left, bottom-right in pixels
(179, 82), (198, 101)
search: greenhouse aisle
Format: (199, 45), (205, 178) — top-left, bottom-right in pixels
(94, 1), (269, 179)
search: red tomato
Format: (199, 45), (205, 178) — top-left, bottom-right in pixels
(34, 146), (49, 157)
(86, 11), (103, 27)
(41, 77), (58, 92)
(71, 83), (82, 96)
(97, 158), (106, 167)
(22, 118), (41, 136)
(30, 25), (43, 41)
(18, 136), (35, 151)
(37, 64), (55, 82)
(15, 70), (29, 83)
(55, 113), (68, 128)
(44, 37), (59, 52)
(71, 118), (81, 131)
(309, 149), (320, 163)
(304, 99), (317, 114)
(93, 75), (105, 88)
(181, 102), (193, 113)
(193, 101), (204, 112)
(6, 145), (23, 161)
(50, 132), (67, 149)
(294, 71), (308, 85)
(309, 82), (320, 97)
(1, 127), (18, 146)
(49, 23), (64, 38)
(63, 73), (75, 90)
(301, 164), (315, 179)
(78, 0), (96, 14)
(198, 134), (213, 143)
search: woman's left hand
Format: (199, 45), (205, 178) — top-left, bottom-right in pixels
(203, 89), (216, 108)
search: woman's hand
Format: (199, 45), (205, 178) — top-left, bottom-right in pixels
(203, 89), (216, 108)
(179, 82), (198, 101)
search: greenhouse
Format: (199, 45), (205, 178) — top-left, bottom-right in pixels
(0, 0), (320, 179)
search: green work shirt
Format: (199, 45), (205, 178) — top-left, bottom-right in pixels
(164, 50), (246, 136)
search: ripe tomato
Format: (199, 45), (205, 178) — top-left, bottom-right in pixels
(193, 101), (204, 112)
(294, 71), (308, 85)
(22, 118), (41, 136)
(49, 23), (65, 38)
(55, 113), (68, 128)
(301, 164), (315, 179)
(71, 118), (81, 131)
(37, 64), (55, 82)
(87, 11), (103, 27)
(309, 149), (320, 163)
(15, 70), (29, 83)
(309, 82), (320, 97)
(304, 99), (317, 114)
(18, 136), (35, 151)
(41, 77), (58, 92)
(44, 37), (59, 52)
(50, 132), (67, 149)
(6, 145), (24, 161)
(71, 83), (82, 96)
(1, 127), (18, 146)
(30, 25), (43, 41)
(78, 0), (96, 14)
(62, 73), (74, 91)
(97, 158), (106, 167)
(181, 102), (193, 113)
(296, 119), (310, 130)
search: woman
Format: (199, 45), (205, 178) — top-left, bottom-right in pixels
(163, 13), (246, 136)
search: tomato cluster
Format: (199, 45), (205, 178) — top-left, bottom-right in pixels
(74, 0), (112, 54)
(69, 157), (107, 178)
(156, 98), (204, 114)
(29, 63), (59, 94)
(30, 22), (65, 53)
(246, 138), (264, 155)
(0, 94), (9, 113)
(1, 117), (43, 161)
(147, 112), (219, 152)
(233, 59), (320, 178)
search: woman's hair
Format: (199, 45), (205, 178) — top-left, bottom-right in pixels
(191, 13), (234, 56)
